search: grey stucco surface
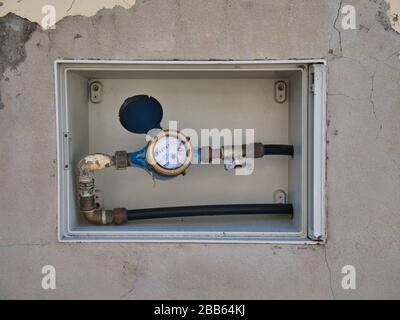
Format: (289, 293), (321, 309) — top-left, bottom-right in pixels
(0, 0), (399, 299)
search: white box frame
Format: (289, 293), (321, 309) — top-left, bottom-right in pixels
(54, 60), (327, 244)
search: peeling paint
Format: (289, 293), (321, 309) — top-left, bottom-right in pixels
(380, 0), (400, 34)
(0, 13), (37, 109)
(79, 154), (114, 171)
(386, 0), (400, 33)
(0, 1), (137, 109)
(0, 0), (136, 26)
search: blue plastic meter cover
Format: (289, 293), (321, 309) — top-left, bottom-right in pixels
(119, 95), (163, 134)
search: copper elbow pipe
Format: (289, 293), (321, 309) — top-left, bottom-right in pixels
(77, 153), (128, 225)
(78, 153), (115, 172)
(83, 209), (113, 225)
(82, 209), (128, 225)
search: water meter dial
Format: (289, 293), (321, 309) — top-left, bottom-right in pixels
(146, 130), (192, 177)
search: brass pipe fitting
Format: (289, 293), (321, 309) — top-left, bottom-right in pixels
(201, 143), (263, 163)
(78, 153), (114, 172)
(114, 150), (130, 169)
(82, 208), (128, 225)
(83, 209), (114, 225)
(113, 208), (128, 225)
(77, 153), (128, 225)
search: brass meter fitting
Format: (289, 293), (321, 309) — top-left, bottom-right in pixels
(114, 150), (130, 169)
(113, 208), (128, 225)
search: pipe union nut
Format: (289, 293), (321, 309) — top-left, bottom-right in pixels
(115, 151), (129, 170)
(113, 208), (128, 225)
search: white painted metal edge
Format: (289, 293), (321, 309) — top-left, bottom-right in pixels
(54, 60), (63, 242)
(55, 59), (327, 65)
(58, 236), (322, 245)
(311, 64), (327, 241)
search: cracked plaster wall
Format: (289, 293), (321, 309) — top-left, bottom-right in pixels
(386, 0), (400, 32)
(0, 0), (399, 299)
(0, 0), (136, 25)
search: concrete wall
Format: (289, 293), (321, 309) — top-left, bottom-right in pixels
(0, 0), (399, 299)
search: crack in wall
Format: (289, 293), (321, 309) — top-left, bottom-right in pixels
(324, 246), (336, 300)
(120, 249), (144, 299)
(369, 69), (383, 139)
(366, 55), (387, 138)
(66, 0), (76, 13)
(329, 0), (399, 57)
(369, 68), (379, 123)
(333, 0), (344, 54)
(329, 53), (397, 140)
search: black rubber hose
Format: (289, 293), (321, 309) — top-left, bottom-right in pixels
(127, 203), (293, 221)
(264, 144), (294, 156)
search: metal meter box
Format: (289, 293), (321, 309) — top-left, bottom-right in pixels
(55, 60), (327, 243)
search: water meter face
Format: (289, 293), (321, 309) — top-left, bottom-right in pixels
(153, 136), (187, 169)
(146, 130), (192, 176)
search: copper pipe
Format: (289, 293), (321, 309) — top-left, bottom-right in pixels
(77, 153), (128, 225)
(83, 209), (113, 225)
